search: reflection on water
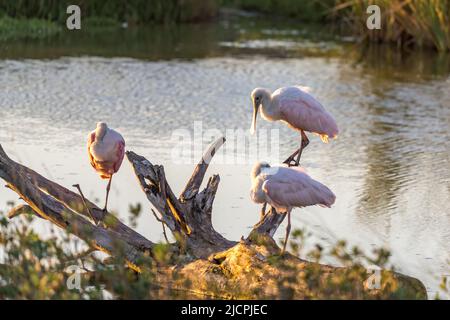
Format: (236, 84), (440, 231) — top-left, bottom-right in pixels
(0, 15), (449, 297)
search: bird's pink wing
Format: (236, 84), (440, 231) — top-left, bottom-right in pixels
(113, 140), (125, 172)
(87, 132), (97, 169)
(87, 131), (115, 179)
(279, 90), (338, 138)
(263, 169), (335, 210)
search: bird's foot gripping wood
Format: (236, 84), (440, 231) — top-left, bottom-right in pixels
(295, 130), (310, 166)
(283, 147), (305, 167)
(283, 150), (300, 167)
(282, 130), (310, 167)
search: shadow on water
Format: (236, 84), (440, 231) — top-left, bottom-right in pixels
(345, 43), (450, 238)
(355, 100), (411, 233)
(1, 15), (449, 81)
(350, 43), (450, 81)
(0, 23), (228, 60)
(0, 15), (341, 60)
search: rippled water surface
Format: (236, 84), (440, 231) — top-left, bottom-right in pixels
(0, 16), (449, 297)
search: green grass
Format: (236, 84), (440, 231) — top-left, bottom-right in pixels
(332, 0), (450, 51)
(0, 0), (219, 41)
(0, 0), (219, 25)
(0, 16), (62, 41)
(221, 0), (335, 22)
(222, 0), (450, 51)
(0, 0), (448, 50)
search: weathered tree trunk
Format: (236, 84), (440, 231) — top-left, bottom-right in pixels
(0, 139), (427, 299)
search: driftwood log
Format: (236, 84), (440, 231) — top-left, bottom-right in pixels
(0, 139), (427, 299)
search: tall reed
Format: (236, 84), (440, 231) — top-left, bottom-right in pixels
(332, 0), (450, 51)
(220, 0), (335, 22)
(0, 0), (219, 24)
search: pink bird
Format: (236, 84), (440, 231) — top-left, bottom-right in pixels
(250, 86), (339, 166)
(87, 122), (125, 213)
(250, 161), (335, 254)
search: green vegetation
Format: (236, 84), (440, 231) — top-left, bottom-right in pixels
(221, 0), (335, 22)
(0, 204), (430, 299)
(0, 0), (448, 51)
(224, 0), (450, 51)
(0, 0), (219, 41)
(0, 16), (61, 41)
(0, 0), (219, 25)
(0, 206), (159, 299)
(332, 0), (450, 51)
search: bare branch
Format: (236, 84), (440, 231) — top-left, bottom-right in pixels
(151, 208), (170, 243)
(180, 137), (225, 201)
(199, 174), (220, 215)
(7, 204), (42, 219)
(72, 184), (97, 224)
(249, 206), (287, 239)
(127, 143), (234, 258)
(0, 144), (156, 269)
(4, 182), (147, 272)
(0, 145), (153, 251)
(126, 152), (180, 233)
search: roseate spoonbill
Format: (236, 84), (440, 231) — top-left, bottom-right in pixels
(250, 86), (339, 166)
(250, 162), (335, 254)
(87, 122), (125, 214)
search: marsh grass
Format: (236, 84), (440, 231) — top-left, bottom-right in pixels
(0, 0), (219, 25)
(0, 16), (61, 41)
(332, 0), (450, 51)
(1, 0), (448, 51)
(223, 0), (450, 51)
(221, 0), (335, 22)
(0, 0), (219, 41)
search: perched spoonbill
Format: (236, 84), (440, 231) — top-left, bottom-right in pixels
(250, 162), (335, 254)
(87, 122), (125, 214)
(250, 86), (339, 166)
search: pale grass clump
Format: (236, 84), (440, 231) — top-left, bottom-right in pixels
(332, 0), (450, 51)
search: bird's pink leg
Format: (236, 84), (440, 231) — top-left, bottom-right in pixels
(283, 149), (300, 167)
(281, 209), (292, 255)
(103, 175), (113, 212)
(295, 130), (310, 166)
(283, 130), (310, 167)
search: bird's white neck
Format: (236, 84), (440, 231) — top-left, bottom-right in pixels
(251, 162), (270, 179)
(95, 125), (108, 142)
(260, 92), (280, 121)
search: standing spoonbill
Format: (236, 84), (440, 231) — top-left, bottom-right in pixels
(250, 86), (339, 166)
(250, 162), (335, 254)
(87, 122), (125, 214)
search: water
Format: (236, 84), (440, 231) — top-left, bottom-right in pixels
(0, 15), (449, 298)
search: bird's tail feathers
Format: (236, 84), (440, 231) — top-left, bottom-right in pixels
(320, 134), (329, 143)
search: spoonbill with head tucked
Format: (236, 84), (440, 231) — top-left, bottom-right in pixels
(87, 122), (125, 214)
(250, 86), (338, 166)
(250, 161), (335, 254)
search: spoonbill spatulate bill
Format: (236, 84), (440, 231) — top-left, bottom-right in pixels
(87, 122), (125, 215)
(250, 162), (336, 254)
(250, 86), (339, 166)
